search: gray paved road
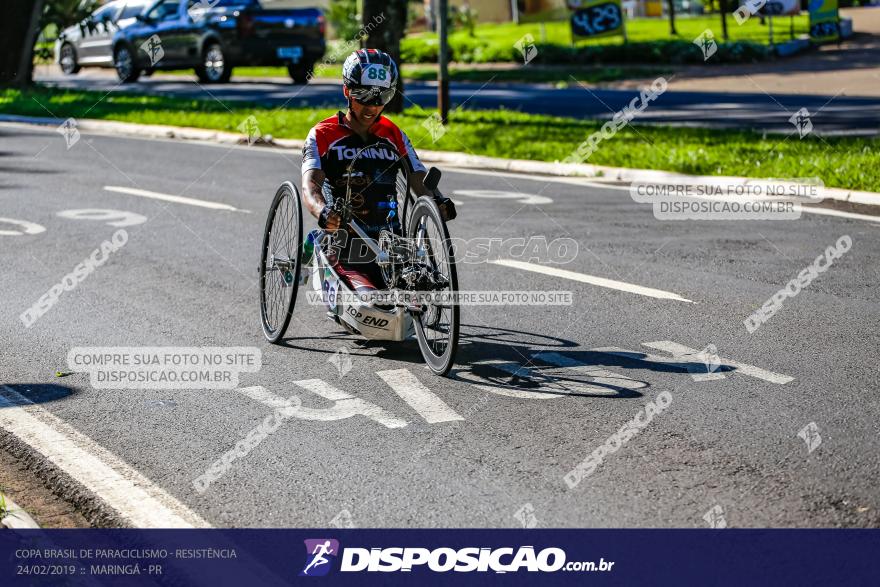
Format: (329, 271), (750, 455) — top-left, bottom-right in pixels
(35, 70), (880, 136)
(1, 122), (879, 528)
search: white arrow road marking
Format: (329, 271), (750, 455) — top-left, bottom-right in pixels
(238, 382), (408, 429)
(592, 347), (727, 382)
(104, 186), (248, 213)
(0, 217), (46, 236)
(491, 259), (695, 303)
(377, 369), (463, 423)
(0, 385), (210, 528)
(641, 341), (794, 384)
(532, 352), (648, 391)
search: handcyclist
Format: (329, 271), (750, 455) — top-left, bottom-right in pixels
(301, 48), (455, 293)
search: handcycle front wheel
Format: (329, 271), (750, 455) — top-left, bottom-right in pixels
(407, 196), (460, 376)
(259, 181), (303, 343)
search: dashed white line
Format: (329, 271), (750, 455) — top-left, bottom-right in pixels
(491, 259), (695, 303)
(446, 168), (880, 224)
(104, 186), (248, 212)
(0, 385), (210, 528)
(796, 206), (880, 223)
(377, 368), (464, 423)
(641, 341), (794, 384)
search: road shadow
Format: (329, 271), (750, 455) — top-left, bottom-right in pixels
(0, 384), (76, 407)
(451, 325), (736, 399)
(279, 321), (736, 399)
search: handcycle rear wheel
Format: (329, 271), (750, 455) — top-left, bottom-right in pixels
(407, 196), (460, 376)
(259, 182), (303, 343)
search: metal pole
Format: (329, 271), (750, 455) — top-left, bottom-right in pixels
(511, 0), (520, 24)
(720, 0), (729, 41)
(437, 0), (450, 124)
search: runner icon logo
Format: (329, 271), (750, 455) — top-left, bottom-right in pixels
(300, 539), (340, 577)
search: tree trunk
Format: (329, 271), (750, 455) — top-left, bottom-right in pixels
(0, 0), (45, 87)
(720, 0), (730, 41)
(667, 0), (677, 36)
(362, 0), (409, 113)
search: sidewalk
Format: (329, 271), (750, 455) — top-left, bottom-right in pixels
(600, 7), (880, 97)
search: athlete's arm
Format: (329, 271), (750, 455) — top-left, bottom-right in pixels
(302, 168), (341, 230)
(302, 127), (341, 230)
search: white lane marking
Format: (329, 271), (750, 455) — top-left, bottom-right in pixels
(57, 208), (148, 227)
(446, 168), (880, 224)
(641, 341), (794, 384)
(797, 206), (880, 223)
(239, 382), (408, 429)
(453, 189), (553, 205)
(491, 259), (695, 303)
(104, 186), (248, 213)
(0, 217), (46, 236)
(593, 347), (726, 382)
(0, 385), (210, 528)
(376, 369), (463, 423)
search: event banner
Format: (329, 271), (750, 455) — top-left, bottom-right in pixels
(567, 0), (625, 39)
(809, 0), (840, 42)
(1, 529), (878, 585)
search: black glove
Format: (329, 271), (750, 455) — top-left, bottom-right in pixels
(436, 197), (457, 221)
(318, 205), (336, 229)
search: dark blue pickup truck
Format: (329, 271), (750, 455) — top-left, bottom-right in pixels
(112, 0), (325, 83)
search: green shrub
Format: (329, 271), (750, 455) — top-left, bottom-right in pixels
(402, 36), (770, 65)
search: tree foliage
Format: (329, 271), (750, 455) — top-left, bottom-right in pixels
(327, 0), (361, 41)
(43, 0), (100, 31)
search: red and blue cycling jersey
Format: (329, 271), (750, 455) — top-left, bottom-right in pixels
(302, 111), (426, 234)
(302, 112), (426, 291)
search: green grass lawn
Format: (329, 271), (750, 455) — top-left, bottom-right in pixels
(159, 64), (669, 86)
(416, 13), (810, 47)
(3, 86), (876, 192)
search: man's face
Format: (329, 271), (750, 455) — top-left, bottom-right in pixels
(344, 86), (384, 124)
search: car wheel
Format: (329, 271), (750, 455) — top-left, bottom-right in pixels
(196, 43), (232, 83)
(59, 43), (80, 75)
(114, 45), (140, 83)
(287, 62), (313, 85)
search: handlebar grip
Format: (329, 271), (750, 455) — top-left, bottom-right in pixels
(424, 167), (442, 191)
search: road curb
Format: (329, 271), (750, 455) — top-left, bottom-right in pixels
(3, 114), (879, 207)
(1, 494), (40, 529)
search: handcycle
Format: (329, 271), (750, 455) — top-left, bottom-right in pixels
(258, 151), (459, 376)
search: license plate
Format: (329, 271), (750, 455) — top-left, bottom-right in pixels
(277, 46), (303, 62)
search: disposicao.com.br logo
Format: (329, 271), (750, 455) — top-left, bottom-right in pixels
(300, 539), (340, 577)
(303, 543), (612, 575)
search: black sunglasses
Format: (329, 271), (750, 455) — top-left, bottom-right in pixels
(349, 85), (396, 106)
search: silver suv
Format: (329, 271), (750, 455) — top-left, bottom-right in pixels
(55, 0), (150, 74)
